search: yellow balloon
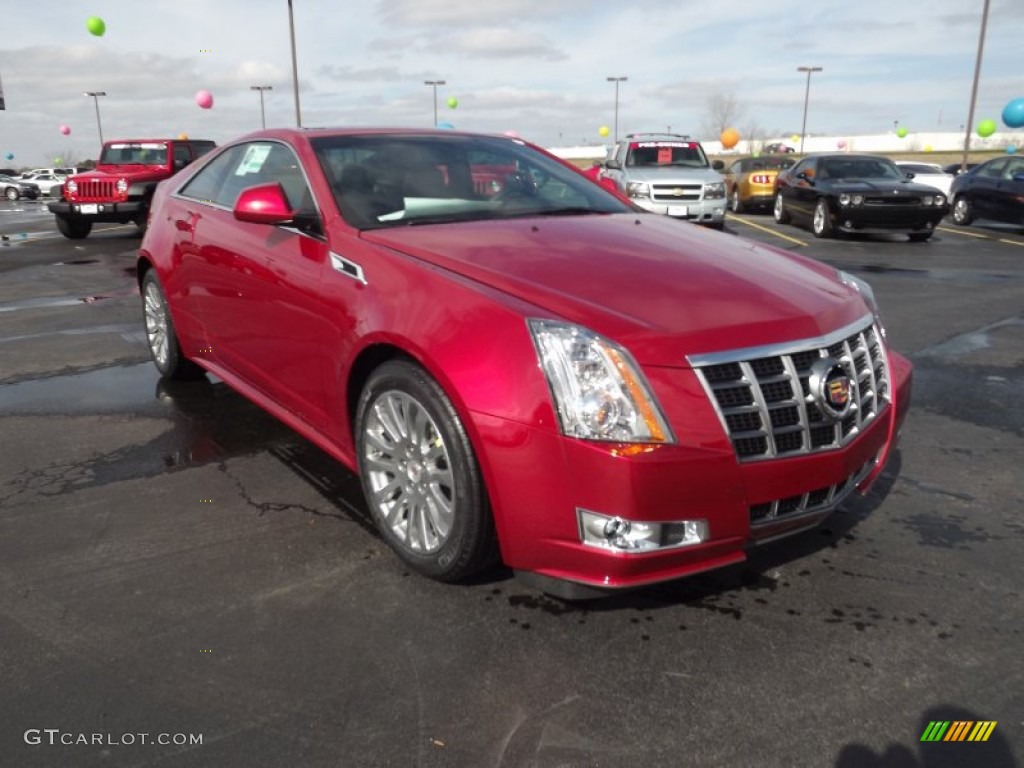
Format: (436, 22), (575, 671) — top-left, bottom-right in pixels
(177, 132), (189, 140)
(598, 125), (610, 137)
(791, 134), (800, 143)
(923, 144), (933, 152)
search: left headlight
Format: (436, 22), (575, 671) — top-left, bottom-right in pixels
(116, 178), (129, 194)
(837, 270), (885, 335)
(703, 182), (726, 199)
(529, 319), (674, 443)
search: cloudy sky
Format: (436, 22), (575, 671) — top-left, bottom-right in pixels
(1, 0), (1021, 166)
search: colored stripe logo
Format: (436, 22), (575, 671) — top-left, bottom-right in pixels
(920, 721), (997, 742)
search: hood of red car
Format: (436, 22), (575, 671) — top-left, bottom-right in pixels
(361, 213), (869, 366)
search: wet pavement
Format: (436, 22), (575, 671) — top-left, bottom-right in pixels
(1, 202), (1021, 767)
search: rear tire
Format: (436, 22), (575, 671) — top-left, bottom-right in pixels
(55, 215), (92, 239)
(812, 198), (833, 238)
(141, 270), (205, 380)
(773, 193), (791, 224)
(356, 359), (497, 582)
(5, 187), (18, 201)
(951, 196), (974, 226)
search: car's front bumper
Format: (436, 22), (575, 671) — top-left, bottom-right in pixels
(832, 206), (947, 234)
(477, 349), (912, 595)
(633, 198), (727, 226)
(48, 200), (143, 221)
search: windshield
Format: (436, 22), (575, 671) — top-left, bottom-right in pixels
(311, 134), (632, 229)
(820, 157), (905, 181)
(739, 157), (794, 173)
(626, 141), (709, 169)
(99, 142), (169, 166)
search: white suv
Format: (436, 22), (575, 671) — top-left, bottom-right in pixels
(600, 134), (727, 229)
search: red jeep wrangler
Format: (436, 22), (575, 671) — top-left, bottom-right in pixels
(48, 138), (216, 239)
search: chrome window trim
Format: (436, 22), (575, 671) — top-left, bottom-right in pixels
(686, 314), (875, 367)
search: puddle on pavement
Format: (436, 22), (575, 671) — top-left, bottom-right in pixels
(836, 263), (1017, 284)
(54, 258), (100, 265)
(0, 363), (299, 483)
(0, 288), (137, 313)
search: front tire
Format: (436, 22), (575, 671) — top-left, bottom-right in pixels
(5, 187), (18, 201)
(356, 360), (497, 582)
(729, 188), (745, 213)
(55, 215), (92, 239)
(773, 192), (791, 224)
(141, 270), (205, 380)
(952, 196), (974, 226)
(812, 198), (834, 238)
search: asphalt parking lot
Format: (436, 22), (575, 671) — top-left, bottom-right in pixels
(1, 199), (1021, 767)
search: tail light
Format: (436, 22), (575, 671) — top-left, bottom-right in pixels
(751, 174), (775, 185)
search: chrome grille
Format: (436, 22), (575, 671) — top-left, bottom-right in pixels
(76, 180), (117, 200)
(690, 317), (890, 462)
(748, 459), (874, 527)
(651, 183), (702, 202)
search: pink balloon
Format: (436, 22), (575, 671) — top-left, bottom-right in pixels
(837, 139), (847, 149)
(195, 90), (214, 109)
(59, 124), (71, 135)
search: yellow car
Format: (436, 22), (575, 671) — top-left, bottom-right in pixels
(724, 156), (796, 213)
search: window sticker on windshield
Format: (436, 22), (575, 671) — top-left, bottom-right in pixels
(657, 148), (673, 164)
(237, 144), (271, 176)
(109, 142), (166, 150)
(634, 141), (693, 149)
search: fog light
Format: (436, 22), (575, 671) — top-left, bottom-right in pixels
(578, 509), (708, 553)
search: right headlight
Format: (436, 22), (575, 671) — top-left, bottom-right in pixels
(528, 319), (674, 443)
(626, 181), (650, 199)
(66, 180), (77, 194)
(838, 270), (885, 337)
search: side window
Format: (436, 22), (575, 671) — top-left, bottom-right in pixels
(792, 159), (813, 178)
(178, 145), (247, 206)
(172, 143), (192, 171)
(255, 144), (316, 216)
(978, 159), (1007, 179)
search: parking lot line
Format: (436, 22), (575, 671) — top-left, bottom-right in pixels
(936, 226), (992, 239)
(998, 238), (1024, 247)
(726, 215), (807, 246)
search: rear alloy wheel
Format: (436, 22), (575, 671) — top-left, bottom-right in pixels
(5, 187), (18, 201)
(729, 188), (745, 214)
(55, 215), (92, 239)
(908, 232), (933, 243)
(812, 198), (833, 238)
(773, 193), (791, 224)
(952, 196), (974, 226)
(356, 360), (496, 582)
(141, 271), (205, 380)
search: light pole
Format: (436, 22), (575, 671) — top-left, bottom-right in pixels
(606, 76), (627, 143)
(961, 0), (991, 172)
(251, 85), (273, 129)
(424, 80), (446, 127)
(796, 66), (822, 154)
(286, 0), (302, 127)
(84, 91), (106, 146)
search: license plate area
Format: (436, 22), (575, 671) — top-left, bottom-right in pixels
(668, 205), (688, 217)
(79, 204), (99, 214)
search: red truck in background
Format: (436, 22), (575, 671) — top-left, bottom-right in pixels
(48, 138), (215, 239)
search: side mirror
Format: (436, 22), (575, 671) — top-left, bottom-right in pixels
(604, 158), (621, 170)
(233, 183), (295, 224)
(905, 172), (915, 179)
(796, 171), (811, 182)
(1012, 172), (1024, 183)
(712, 160), (725, 171)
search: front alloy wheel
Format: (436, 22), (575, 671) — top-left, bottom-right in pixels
(5, 187), (18, 201)
(812, 198), (833, 238)
(357, 360), (496, 582)
(729, 188), (744, 213)
(952, 196), (974, 226)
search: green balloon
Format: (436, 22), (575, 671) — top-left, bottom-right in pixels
(86, 16), (106, 36)
(447, 96), (458, 109)
(977, 118), (997, 138)
(896, 126), (908, 138)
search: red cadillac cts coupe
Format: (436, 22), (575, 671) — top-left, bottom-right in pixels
(138, 128), (912, 597)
